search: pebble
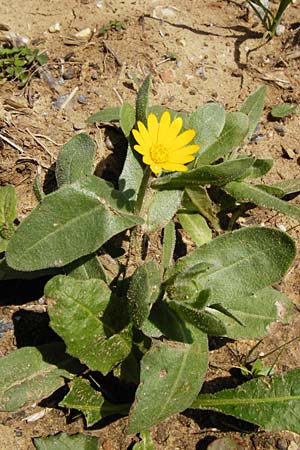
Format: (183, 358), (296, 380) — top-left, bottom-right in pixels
(77, 95), (88, 104)
(63, 67), (76, 80)
(274, 125), (286, 136)
(0, 319), (13, 338)
(73, 121), (86, 130)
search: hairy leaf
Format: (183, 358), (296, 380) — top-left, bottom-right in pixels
(0, 343), (83, 411)
(162, 221), (176, 269)
(86, 106), (120, 124)
(136, 74), (151, 125)
(0, 185), (17, 252)
(240, 85), (266, 139)
(178, 213), (212, 247)
(120, 102), (136, 138)
(55, 134), (95, 187)
(119, 145), (144, 204)
(192, 369), (300, 434)
(33, 432), (99, 450)
(146, 189), (182, 231)
(189, 103), (226, 152)
(6, 176), (142, 271)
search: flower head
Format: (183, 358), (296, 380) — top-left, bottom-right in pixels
(132, 111), (200, 174)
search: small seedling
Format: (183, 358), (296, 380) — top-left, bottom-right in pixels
(0, 46), (48, 86)
(246, 0), (293, 38)
(98, 20), (126, 36)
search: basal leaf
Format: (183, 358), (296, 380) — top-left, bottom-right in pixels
(271, 103), (297, 118)
(33, 432), (99, 450)
(136, 75), (151, 125)
(146, 189), (182, 232)
(192, 369), (300, 434)
(162, 221), (176, 269)
(178, 213), (212, 247)
(0, 343), (83, 411)
(132, 431), (155, 450)
(65, 254), (108, 283)
(185, 187), (220, 230)
(46, 276), (132, 375)
(6, 176), (142, 271)
(55, 134), (95, 187)
(189, 103), (226, 152)
(0, 185), (17, 251)
(240, 85), (266, 139)
(120, 102), (136, 138)
(127, 261), (162, 328)
(240, 158), (273, 180)
(152, 157), (254, 190)
(86, 106), (120, 124)
(224, 180), (300, 221)
(272, 179), (300, 196)
(119, 146), (144, 204)
(60, 377), (129, 426)
(196, 112), (249, 166)
(127, 325), (208, 433)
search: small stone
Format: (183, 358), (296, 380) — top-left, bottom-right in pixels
(77, 95), (88, 104)
(75, 27), (92, 40)
(48, 22), (61, 33)
(277, 438), (289, 450)
(274, 125), (286, 136)
(63, 67), (76, 80)
(73, 121), (86, 130)
(91, 72), (99, 80)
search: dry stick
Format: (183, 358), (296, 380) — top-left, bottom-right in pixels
(0, 133), (25, 153)
(102, 41), (123, 66)
(26, 128), (54, 159)
(59, 86), (79, 111)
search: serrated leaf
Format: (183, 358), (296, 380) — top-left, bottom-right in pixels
(224, 180), (300, 221)
(132, 431), (155, 450)
(178, 213), (212, 246)
(128, 325), (208, 433)
(240, 85), (266, 139)
(152, 157), (254, 190)
(120, 102), (136, 138)
(192, 369), (300, 434)
(55, 134), (95, 187)
(46, 276), (132, 375)
(6, 176), (142, 272)
(136, 75), (151, 125)
(162, 221), (176, 269)
(189, 103), (226, 152)
(271, 103), (297, 118)
(0, 343), (83, 411)
(146, 189), (182, 232)
(33, 432), (99, 450)
(196, 112), (249, 166)
(60, 378), (129, 426)
(119, 146), (144, 204)
(86, 106), (120, 124)
(127, 261), (162, 328)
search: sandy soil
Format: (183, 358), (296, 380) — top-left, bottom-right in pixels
(0, 0), (300, 448)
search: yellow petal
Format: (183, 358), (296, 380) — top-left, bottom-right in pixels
(137, 121), (152, 147)
(147, 114), (159, 144)
(134, 144), (146, 155)
(169, 129), (196, 150)
(171, 154), (195, 164)
(150, 163), (162, 174)
(172, 144), (200, 158)
(157, 111), (171, 145)
(168, 117), (183, 141)
(162, 162), (188, 172)
(132, 129), (146, 147)
(143, 154), (153, 165)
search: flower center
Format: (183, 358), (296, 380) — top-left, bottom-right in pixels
(150, 144), (169, 164)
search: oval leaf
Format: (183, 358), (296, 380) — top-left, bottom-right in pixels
(189, 103), (226, 152)
(34, 432), (99, 450)
(6, 176), (142, 271)
(178, 213), (212, 247)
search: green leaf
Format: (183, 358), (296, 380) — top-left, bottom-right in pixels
(271, 103), (297, 118)
(132, 431), (155, 450)
(211, 287), (292, 339)
(272, 179), (300, 196)
(127, 326), (208, 433)
(33, 432), (99, 450)
(192, 369), (300, 434)
(120, 102), (136, 138)
(240, 85), (266, 139)
(86, 106), (120, 124)
(162, 221), (176, 269)
(224, 180), (300, 221)
(148, 106), (189, 128)
(65, 254), (108, 283)
(196, 112), (249, 166)
(6, 176), (142, 272)
(168, 300), (227, 335)
(127, 261), (162, 328)
(46, 276), (132, 375)
(168, 227), (295, 303)
(119, 145), (144, 204)
(55, 134), (96, 187)
(0, 343), (83, 411)
(240, 158), (273, 180)
(60, 378), (129, 426)
(146, 189), (182, 232)
(0, 185), (17, 251)
(185, 187), (220, 230)
(152, 157), (254, 190)
(178, 213), (212, 247)
(189, 103), (226, 152)
(136, 74), (151, 125)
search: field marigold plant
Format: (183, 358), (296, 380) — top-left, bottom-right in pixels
(132, 111), (199, 174)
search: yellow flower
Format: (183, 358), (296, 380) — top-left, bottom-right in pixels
(132, 111), (200, 174)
